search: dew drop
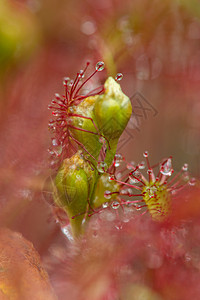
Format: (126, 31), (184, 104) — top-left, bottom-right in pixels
(96, 61), (105, 71)
(147, 169), (153, 175)
(55, 93), (61, 99)
(109, 175), (115, 180)
(104, 190), (112, 199)
(129, 175), (138, 184)
(189, 177), (196, 186)
(127, 162), (134, 170)
(97, 162), (107, 173)
(143, 151), (149, 158)
(115, 73), (123, 81)
(139, 161), (145, 169)
(160, 158), (173, 176)
(182, 163), (188, 172)
(68, 80), (74, 87)
(78, 70), (85, 79)
(52, 138), (60, 147)
(78, 119), (83, 126)
(114, 154), (123, 167)
(102, 202), (109, 208)
(63, 77), (70, 86)
(111, 201), (120, 209)
(135, 205), (142, 211)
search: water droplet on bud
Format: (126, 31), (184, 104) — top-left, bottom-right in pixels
(96, 61), (105, 71)
(115, 73), (123, 81)
(97, 162), (107, 173)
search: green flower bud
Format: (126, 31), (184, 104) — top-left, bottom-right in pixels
(54, 151), (97, 237)
(70, 96), (103, 164)
(94, 77), (132, 166)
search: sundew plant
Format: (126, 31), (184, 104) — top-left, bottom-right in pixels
(45, 61), (200, 300)
(1, 1), (200, 300)
(48, 62), (195, 237)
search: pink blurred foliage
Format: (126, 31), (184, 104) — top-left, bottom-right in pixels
(49, 187), (200, 300)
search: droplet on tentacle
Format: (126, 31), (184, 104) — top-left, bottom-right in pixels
(115, 73), (123, 81)
(104, 191), (112, 199)
(189, 177), (196, 186)
(109, 175), (115, 181)
(114, 153), (124, 167)
(63, 77), (70, 86)
(160, 158), (173, 176)
(139, 161), (145, 169)
(55, 93), (61, 100)
(102, 202), (109, 208)
(78, 70), (85, 79)
(143, 151), (149, 158)
(52, 138), (60, 147)
(97, 162), (107, 173)
(96, 61), (105, 71)
(111, 201), (120, 209)
(182, 163), (188, 172)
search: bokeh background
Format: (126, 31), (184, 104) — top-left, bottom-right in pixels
(0, 0), (200, 296)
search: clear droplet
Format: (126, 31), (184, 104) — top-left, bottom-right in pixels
(109, 175), (115, 180)
(115, 73), (123, 81)
(78, 70), (85, 79)
(102, 202), (109, 208)
(182, 163), (188, 172)
(97, 162), (107, 173)
(63, 77), (70, 86)
(160, 158), (173, 176)
(96, 61), (105, 71)
(135, 205), (142, 211)
(104, 190), (112, 199)
(189, 177), (196, 186)
(55, 93), (61, 99)
(52, 138), (60, 147)
(139, 161), (145, 169)
(114, 154), (123, 168)
(129, 175), (139, 184)
(68, 80), (74, 87)
(143, 151), (149, 158)
(78, 119), (83, 126)
(147, 169), (153, 175)
(111, 201), (120, 209)
(127, 162), (134, 170)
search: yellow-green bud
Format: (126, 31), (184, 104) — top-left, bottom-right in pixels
(54, 151), (96, 237)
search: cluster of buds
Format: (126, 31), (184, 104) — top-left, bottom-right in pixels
(48, 61), (132, 236)
(47, 62), (195, 237)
